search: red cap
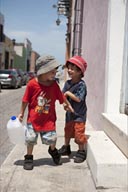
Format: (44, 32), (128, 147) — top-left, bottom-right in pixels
(66, 56), (87, 76)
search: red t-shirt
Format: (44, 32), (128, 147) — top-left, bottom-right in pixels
(22, 79), (64, 132)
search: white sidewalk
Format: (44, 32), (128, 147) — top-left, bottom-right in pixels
(0, 98), (97, 192)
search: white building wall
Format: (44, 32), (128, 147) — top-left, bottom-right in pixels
(120, 0), (128, 114)
(82, 0), (109, 130)
(80, 0), (127, 131)
(71, 0), (128, 187)
(14, 46), (23, 57)
(105, 0), (126, 113)
(79, 0), (128, 157)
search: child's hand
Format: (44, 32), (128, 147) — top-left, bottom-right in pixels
(63, 104), (74, 113)
(18, 114), (24, 122)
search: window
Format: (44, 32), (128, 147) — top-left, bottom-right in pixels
(0, 24), (3, 42)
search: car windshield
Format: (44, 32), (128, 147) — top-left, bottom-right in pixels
(0, 70), (11, 74)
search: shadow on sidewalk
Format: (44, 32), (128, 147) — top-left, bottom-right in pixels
(14, 158), (60, 167)
(13, 151), (77, 167)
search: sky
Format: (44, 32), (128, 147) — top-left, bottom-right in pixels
(0, 0), (67, 65)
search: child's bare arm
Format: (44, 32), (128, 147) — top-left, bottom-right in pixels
(18, 102), (28, 122)
(64, 91), (80, 102)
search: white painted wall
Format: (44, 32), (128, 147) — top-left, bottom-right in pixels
(120, 0), (128, 114)
(81, 0), (127, 130)
(105, 0), (126, 113)
(82, 0), (109, 130)
(14, 46), (23, 57)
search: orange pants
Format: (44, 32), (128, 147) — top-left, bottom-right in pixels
(64, 121), (87, 145)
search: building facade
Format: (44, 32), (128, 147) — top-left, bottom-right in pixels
(30, 51), (40, 72)
(70, 0), (127, 146)
(65, 0), (128, 188)
(0, 13), (15, 69)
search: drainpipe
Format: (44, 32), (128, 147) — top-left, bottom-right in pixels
(72, 0), (84, 56)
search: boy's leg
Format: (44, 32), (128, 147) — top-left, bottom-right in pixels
(74, 122), (87, 163)
(24, 144), (34, 170)
(65, 137), (71, 146)
(58, 137), (71, 156)
(24, 123), (37, 170)
(78, 143), (86, 151)
(58, 122), (73, 156)
(27, 144), (34, 155)
(41, 131), (61, 165)
(48, 143), (61, 165)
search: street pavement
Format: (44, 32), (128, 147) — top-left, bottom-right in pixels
(0, 99), (98, 192)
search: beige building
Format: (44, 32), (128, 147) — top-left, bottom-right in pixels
(30, 51), (40, 72)
(0, 13), (15, 69)
(0, 13), (39, 71)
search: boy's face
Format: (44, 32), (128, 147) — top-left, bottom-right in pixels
(67, 63), (82, 78)
(40, 68), (58, 81)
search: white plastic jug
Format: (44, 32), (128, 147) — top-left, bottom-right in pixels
(7, 116), (26, 144)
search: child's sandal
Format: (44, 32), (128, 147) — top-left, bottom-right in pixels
(48, 147), (61, 165)
(24, 155), (33, 170)
(74, 150), (87, 163)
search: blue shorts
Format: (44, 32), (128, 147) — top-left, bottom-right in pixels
(25, 123), (57, 145)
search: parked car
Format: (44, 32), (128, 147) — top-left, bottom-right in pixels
(0, 69), (22, 89)
(0, 81), (1, 92)
(11, 69), (26, 85)
(22, 71), (29, 84)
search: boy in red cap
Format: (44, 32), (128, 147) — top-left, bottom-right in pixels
(58, 55), (88, 163)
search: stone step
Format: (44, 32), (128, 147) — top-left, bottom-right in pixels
(102, 113), (128, 157)
(86, 131), (128, 189)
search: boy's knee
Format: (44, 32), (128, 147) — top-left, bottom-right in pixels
(25, 135), (37, 145)
(75, 135), (87, 145)
(41, 131), (57, 145)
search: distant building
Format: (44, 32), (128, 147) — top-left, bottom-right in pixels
(0, 13), (15, 69)
(0, 13), (39, 71)
(0, 12), (4, 68)
(13, 38), (32, 71)
(30, 51), (40, 72)
(24, 38), (32, 71)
